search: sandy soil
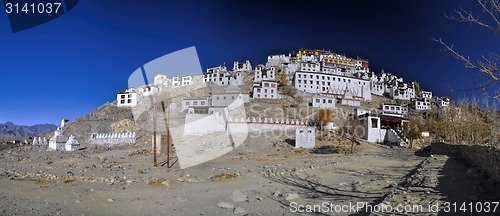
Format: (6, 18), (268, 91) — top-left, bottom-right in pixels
(0, 135), (498, 216)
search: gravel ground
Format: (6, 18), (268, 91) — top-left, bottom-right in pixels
(0, 136), (498, 215)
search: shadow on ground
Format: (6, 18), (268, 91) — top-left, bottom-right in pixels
(436, 156), (500, 215)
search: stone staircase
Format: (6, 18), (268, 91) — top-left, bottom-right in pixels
(391, 128), (409, 147)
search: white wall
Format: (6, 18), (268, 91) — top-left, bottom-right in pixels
(295, 126), (315, 149)
(294, 71), (371, 101)
(312, 96), (336, 109)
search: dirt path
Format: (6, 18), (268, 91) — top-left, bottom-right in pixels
(0, 139), (497, 215)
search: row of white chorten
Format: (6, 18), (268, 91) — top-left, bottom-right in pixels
(32, 137), (48, 145)
(227, 117), (306, 125)
(90, 132), (137, 139)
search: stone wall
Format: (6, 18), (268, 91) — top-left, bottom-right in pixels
(430, 142), (500, 182)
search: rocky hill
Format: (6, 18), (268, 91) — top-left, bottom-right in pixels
(0, 122), (57, 142)
(63, 103), (138, 144)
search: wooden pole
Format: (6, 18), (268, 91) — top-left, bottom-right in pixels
(153, 101), (157, 166)
(166, 100), (170, 167)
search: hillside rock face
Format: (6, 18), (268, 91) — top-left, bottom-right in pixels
(63, 103), (138, 144)
(0, 122), (57, 142)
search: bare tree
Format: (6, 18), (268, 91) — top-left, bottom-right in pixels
(432, 0), (500, 100)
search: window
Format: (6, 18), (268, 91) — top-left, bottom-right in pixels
(186, 102), (190, 106)
(201, 101), (205, 105)
(120, 100), (125, 104)
(371, 118), (378, 128)
(271, 83), (276, 88)
(264, 83), (269, 87)
(128, 99), (132, 103)
(316, 99), (320, 103)
(121, 95), (125, 99)
(257, 89), (261, 93)
(232, 96), (235, 99)
(193, 101), (198, 105)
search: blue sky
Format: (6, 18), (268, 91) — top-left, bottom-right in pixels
(0, 0), (497, 126)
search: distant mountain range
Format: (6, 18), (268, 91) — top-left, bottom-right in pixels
(0, 122), (57, 142)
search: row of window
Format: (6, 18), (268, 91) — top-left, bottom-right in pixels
(296, 73), (367, 85)
(185, 101), (206, 106)
(256, 89), (274, 93)
(315, 98), (334, 104)
(120, 99), (132, 104)
(383, 105), (408, 111)
(214, 95), (242, 100)
(120, 93), (134, 99)
(255, 94), (275, 98)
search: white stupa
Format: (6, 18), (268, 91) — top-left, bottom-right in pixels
(65, 135), (79, 151)
(48, 127), (68, 151)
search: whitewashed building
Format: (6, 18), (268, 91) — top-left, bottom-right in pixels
(154, 74), (168, 85)
(233, 60), (252, 71)
(153, 74), (194, 88)
(389, 82), (416, 101)
(340, 89), (361, 107)
(253, 81), (278, 99)
(137, 85), (159, 96)
(206, 65), (227, 74)
(266, 54), (291, 67)
(117, 88), (142, 107)
(299, 62), (321, 73)
(434, 97), (450, 108)
(295, 126), (315, 149)
(380, 104), (408, 117)
(203, 70), (243, 86)
(294, 71), (371, 101)
(252, 65), (278, 99)
(254, 65), (276, 82)
(358, 113), (408, 146)
(181, 98), (209, 111)
(419, 90), (432, 99)
(312, 95), (336, 109)
(181, 75), (193, 86)
(412, 98), (431, 110)
(211, 85), (250, 106)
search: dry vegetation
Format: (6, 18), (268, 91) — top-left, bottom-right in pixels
(407, 98), (500, 146)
